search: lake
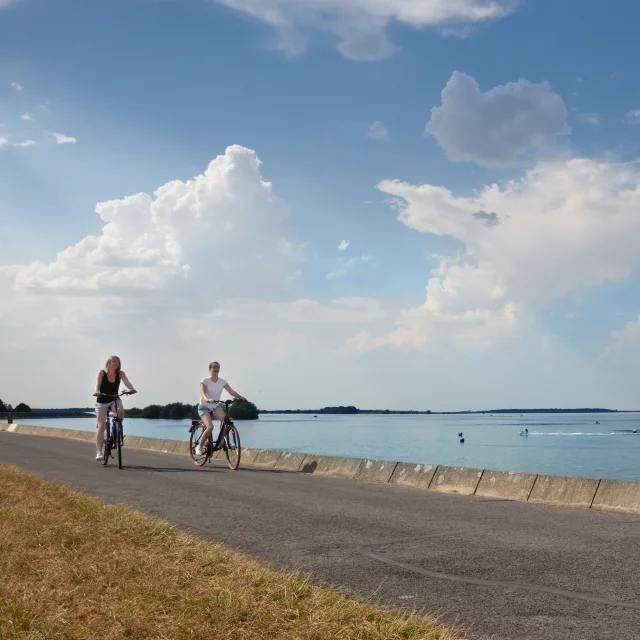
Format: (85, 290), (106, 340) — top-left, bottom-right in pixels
(8, 412), (640, 480)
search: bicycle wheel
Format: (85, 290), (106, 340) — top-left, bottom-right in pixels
(189, 423), (208, 467)
(115, 420), (123, 469)
(224, 423), (241, 470)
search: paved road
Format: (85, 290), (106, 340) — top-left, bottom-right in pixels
(2, 432), (640, 640)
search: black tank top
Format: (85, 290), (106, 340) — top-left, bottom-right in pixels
(98, 371), (121, 403)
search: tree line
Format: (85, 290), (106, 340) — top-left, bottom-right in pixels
(0, 399), (31, 413)
(127, 400), (259, 420)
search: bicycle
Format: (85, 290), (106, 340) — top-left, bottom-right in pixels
(98, 390), (136, 469)
(189, 399), (242, 470)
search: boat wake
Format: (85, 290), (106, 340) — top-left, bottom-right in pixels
(526, 431), (640, 437)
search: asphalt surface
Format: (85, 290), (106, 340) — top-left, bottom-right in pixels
(2, 431), (640, 640)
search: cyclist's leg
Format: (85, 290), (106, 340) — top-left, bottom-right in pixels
(96, 404), (109, 456)
(212, 405), (226, 442)
(199, 410), (214, 447)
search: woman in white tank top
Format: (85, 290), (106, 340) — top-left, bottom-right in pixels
(195, 361), (246, 456)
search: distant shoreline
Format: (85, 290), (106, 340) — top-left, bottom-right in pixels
(3, 407), (634, 420)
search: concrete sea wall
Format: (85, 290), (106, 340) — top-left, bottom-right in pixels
(5, 423), (640, 515)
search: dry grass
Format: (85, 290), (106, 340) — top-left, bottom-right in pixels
(0, 465), (465, 640)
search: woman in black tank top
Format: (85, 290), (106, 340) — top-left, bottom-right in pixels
(97, 370), (121, 403)
(93, 356), (137, 461)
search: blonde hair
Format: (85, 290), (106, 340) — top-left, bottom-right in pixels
(104, 356), (121, 374)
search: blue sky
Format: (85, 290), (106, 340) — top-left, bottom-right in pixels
(1, 0), (640, 410)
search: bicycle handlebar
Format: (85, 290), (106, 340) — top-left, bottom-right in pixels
(217, 398), (244, 406)
(94, 390), (137, 399)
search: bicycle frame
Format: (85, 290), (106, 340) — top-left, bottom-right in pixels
(98, 390), (134, 469)
(189, 399), (242, 469)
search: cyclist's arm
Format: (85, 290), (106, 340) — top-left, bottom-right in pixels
(224, 383), (245, 401)
(93, 370), (104, 396)
(120, 371), (136, 392)
(200, 381), (214, 404)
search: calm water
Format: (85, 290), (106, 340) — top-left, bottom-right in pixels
(9, 412), (640, 480)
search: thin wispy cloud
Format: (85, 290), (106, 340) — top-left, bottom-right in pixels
(11, 81), (22, 92)
(49, 132), (77, 144)
(21, 113), (33, 121)
(338, 240), (350, 252)
(627, 110), (640, 124)
(214, 0), (517, 60)
(367, 120), (388, 141)
(0, 137), (8, 147)
(579, 113), (599, 126)
(13, 140), (36, 148)
(327, 255), (371, 280)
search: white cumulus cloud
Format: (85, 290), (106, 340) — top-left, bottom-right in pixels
(20, 113), (33, 121)
(50, 132), (77, 144)
(338, 240), (350, 251)
(367, 120), (388, 140)
(426, 71), (569, 166)
(7, 145), (301, 297)
(215, 0), (517, 60)
(349, 157), (640, 352)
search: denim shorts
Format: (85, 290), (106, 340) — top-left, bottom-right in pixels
(198, 402), (222, 416)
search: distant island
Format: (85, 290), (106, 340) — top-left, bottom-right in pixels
(260, 406), (623, 415)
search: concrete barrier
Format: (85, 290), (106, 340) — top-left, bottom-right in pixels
(15, 425), (38, 435)
(172, 441), (190, 456)
(354, 459), (398, 484)
(475, 470), (538, 501)
(300, 455), (363, 480)
(239, 448), (260, 466)
(131, 438), (167, 452)
(528, 475), (599, 509)
(67, 430), (95, 442)
(275, 451), (307, 471)
(252, 449), (283, 467)
(389, 463), (438, 491)
(591, 479), (640, 514)
(430, 466), (484, 495)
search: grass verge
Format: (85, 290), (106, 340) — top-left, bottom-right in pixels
(0, 465), (466, 640)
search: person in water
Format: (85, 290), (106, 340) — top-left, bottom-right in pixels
(93, 356), (136, 461)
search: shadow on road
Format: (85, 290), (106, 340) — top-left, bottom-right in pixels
(124, 464), (220, 473)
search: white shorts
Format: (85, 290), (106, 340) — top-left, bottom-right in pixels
(95, 398), (123, 414)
